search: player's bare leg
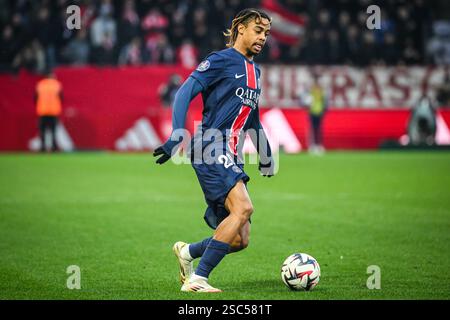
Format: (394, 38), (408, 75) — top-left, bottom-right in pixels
(181, 181), (253, 292)
(215, 180), (254, 245)
(230, 221), (250, 253)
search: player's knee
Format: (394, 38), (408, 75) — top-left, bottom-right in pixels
(240, 202), (254, 219)
(229, 200), (253, 225)
(236, 209), (252, 226)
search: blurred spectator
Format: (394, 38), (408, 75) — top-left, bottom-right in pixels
(79, 1), (97, 29)
(146, 34), (174, 64)
(91, 31), (116, 66)
(382, 32), (400, 65)
(263, 36), (281, 62)
(192, 6), (209, 59)
(62, 29), (90, 66)
(118, 0), (141, 48)
(141, 8), (169, 34)
(427, 21), (450, 65)
(0, 25), (17, 72)
(408, 94), (437, 145)
(158, 73), (182, 108)
(345, 25), (362, 65)
(359, 31), (378, 66)
(35, 71), (63, 152)
(316, 8), (331, 35)
(177, 39), (198, 69)
(402, 38), (422, 65)
(170, 5), (188, 48)
(34, 7), (53, 65)
(396, 5), (419, 63)
(13, 40), (46, 74)
(337, 11), (351, 41)
(118, 36), (148, 66)
(157, 72), (183, 140)
(305, 30), (327, 65)
(90, 1), (117, 48)
(327, 30), (342, 65)
(0, 0), (445, 72)
(373, 11), (394, 46)
(436, 68), (450, 107)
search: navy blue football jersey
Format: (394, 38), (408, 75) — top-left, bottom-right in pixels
(189, 47), (263, 158)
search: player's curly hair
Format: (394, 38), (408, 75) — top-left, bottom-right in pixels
(224, 8), (272, 47)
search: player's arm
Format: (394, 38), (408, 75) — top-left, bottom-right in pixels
(249, 109), (275, 177)
(153, 76), (203, 164)
(154, 53), (224, 164)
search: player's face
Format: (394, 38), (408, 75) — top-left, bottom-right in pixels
(242, 17), (271, 56)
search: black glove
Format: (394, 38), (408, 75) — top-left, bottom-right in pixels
(259, 161), (274, 177)
(153, 146), (171, 165)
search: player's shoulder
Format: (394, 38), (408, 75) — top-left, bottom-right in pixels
(203, 48), (234, 61)
(196, 49), (230, 72)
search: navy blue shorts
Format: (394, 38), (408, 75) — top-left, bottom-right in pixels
(192, 159), (250, 229)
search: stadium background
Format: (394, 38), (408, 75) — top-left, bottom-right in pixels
(1, 0), (450, 152)
(0, 0), (450, 301)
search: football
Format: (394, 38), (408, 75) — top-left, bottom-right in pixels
(281, 253), (321, 291)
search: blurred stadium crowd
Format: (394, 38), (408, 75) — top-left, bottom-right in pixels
(1, 0), (449, 74)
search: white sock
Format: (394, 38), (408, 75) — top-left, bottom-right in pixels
(190, 273), (208, 282)
(180, 244), (193, 261)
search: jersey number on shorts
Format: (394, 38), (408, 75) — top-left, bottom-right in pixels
(218, 155), (234, 169)
(228, 105), (252, 155)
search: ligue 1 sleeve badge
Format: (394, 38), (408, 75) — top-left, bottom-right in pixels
(196, 60), (210, 72)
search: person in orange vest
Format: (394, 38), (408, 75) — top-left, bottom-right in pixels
(35, 71), (63, 152)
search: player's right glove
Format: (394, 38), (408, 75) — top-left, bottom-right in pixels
(153, 146), (171, 165)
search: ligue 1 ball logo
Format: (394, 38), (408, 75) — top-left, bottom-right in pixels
(197, 60), (210, 72)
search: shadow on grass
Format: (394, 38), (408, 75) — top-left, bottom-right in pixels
(225, 279), (328, 295)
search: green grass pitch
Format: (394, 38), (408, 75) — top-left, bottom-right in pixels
(0, 151), (449, 300)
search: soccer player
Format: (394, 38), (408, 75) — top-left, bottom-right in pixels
(153, 8), (274, 292)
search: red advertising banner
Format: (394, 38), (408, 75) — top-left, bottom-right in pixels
(1, 66), (449, 152)
(260, 65), (448, 108)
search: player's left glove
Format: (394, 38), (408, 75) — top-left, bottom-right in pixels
(259, 160), (275, 178)
(153, 146), (171, 165)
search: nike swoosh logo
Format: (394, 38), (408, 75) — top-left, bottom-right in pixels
(235, 74), (245, 79)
